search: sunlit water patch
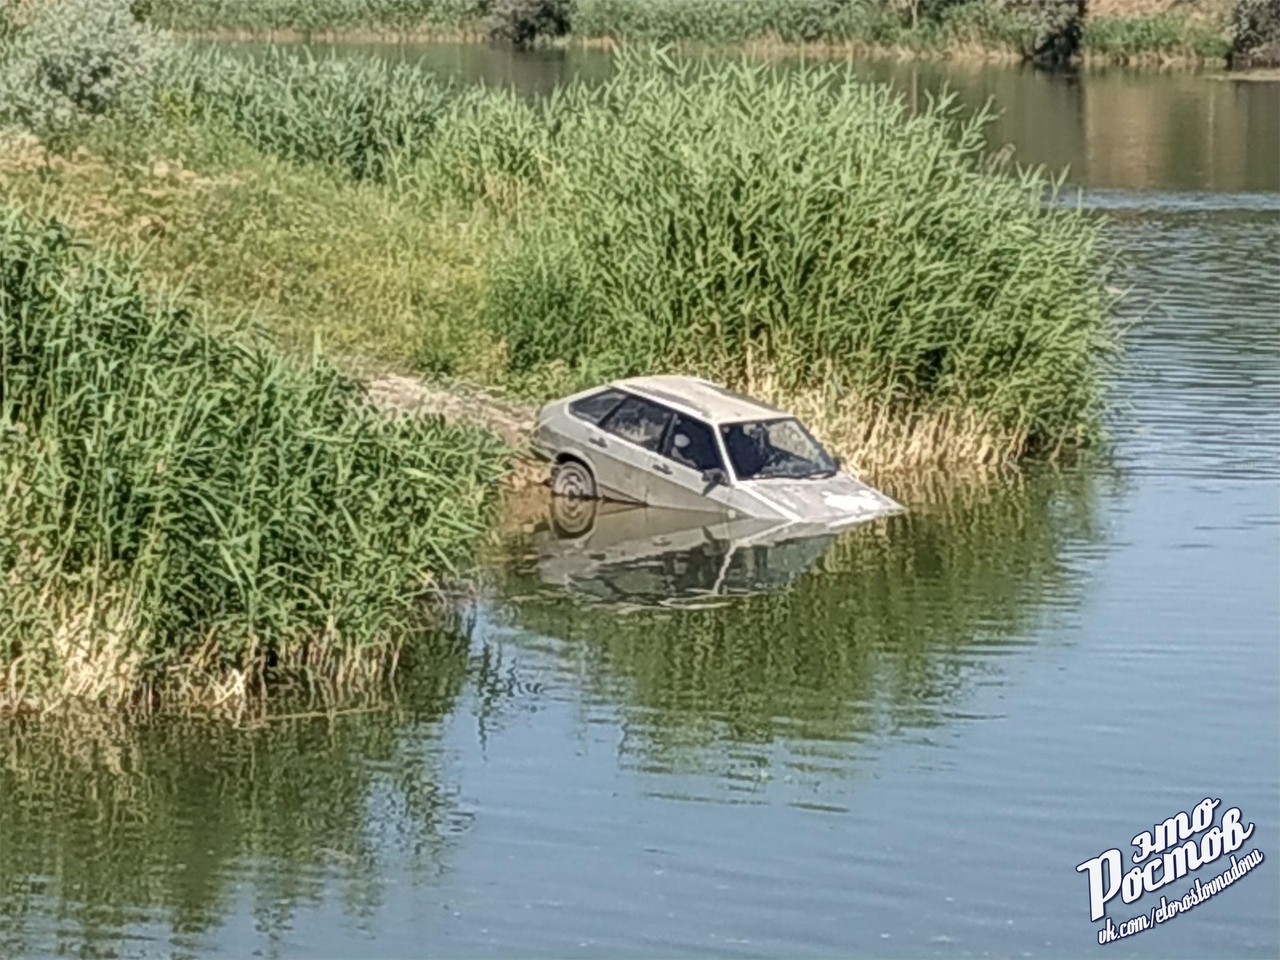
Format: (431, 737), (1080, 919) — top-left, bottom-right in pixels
(1103, 204), (1280, 480)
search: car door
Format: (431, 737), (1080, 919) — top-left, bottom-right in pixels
(594, 394), (676, 503)
(549, 387), (627, 493)
(648, 413), (736, 514)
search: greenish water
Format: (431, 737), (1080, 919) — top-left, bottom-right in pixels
(2, 48), (1278, 959)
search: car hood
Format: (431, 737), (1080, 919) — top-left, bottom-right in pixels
(738, 473), (902, 528)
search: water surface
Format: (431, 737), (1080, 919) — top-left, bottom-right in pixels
(2, 48), (1277, 959)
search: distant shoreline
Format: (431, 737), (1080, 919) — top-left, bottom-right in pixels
(174, 27), (1242, 70)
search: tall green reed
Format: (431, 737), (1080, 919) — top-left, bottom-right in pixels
(478, 50), (1116, 456)
(165, 44), (553, 199)
(0, 208), (508, 710)
(572, 0), (850, 44)
(142, 0), (1042, 57)
(137, 0), (1232, 62)
(165, 46), (463, 181)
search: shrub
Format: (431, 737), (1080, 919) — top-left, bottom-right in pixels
(1230, 0), (1280, 65)
(939, 1), (1042, 54)
(484, 0), (573, 47)
(988, 0), (1082, 63)
(0, 0), (38, 44)
(0, 0), (170, 139)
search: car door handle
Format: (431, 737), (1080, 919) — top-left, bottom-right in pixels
(652, 462), (671, 475)
(589, 436), (607, 448)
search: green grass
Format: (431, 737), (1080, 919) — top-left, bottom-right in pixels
(571, 0), (1038, 57)
(143, 0), (1039, 59)
(0, 205), (508, 712)
(0, 111), (497, 373)
(0, 19), (1124, 710)
(154, 44), (1117, 459)
(142, 0), (972, 46)
(167, 45), (462, 182)
(572, 0), (882, 45)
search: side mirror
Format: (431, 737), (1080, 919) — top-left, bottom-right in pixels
(833, 455), (844, 471)
(702, 467), (729, 487)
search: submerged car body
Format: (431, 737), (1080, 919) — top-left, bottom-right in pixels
(530, 375), (902, 531)
(532, 497), (838, 608)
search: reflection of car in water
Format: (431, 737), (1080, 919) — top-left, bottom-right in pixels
(530, 375), (902, 533)
(533, 497), (839, 608)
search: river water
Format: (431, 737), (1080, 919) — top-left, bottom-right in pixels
(1, 47), (1277, 959)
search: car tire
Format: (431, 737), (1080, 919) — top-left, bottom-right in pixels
(551, 459), (597, 500)
(550, 493), (598, 539)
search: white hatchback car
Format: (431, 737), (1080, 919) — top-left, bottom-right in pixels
(530, 375), (901, 531)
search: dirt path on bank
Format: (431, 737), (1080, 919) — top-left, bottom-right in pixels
(366, 374), (550, 490)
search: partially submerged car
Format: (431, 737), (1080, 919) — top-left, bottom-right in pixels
(530, 375), (902, 531)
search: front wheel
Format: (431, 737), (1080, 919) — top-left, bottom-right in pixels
(551, 459), (597, 500)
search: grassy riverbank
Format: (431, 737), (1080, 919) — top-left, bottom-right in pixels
(136, 0), (1242, 65)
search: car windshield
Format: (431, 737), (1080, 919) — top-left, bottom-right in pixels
(719, 419), (837, 481)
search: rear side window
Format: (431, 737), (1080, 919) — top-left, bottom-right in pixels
(599, 395), (673, 452)
(568, 388), (626, 425)
(664, 415), (724, 473)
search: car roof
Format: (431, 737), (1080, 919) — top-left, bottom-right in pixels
(609, 375), (785, 424)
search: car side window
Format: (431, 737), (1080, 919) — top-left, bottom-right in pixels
(664, 415), (724, 473)
(568, 388), (626, 425)
(599, 395), (673, 452)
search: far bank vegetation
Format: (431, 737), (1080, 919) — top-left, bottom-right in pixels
(129, 0), (1280, 66)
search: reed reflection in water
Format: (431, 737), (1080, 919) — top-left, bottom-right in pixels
(0, 634), (472, 960)
(488, 467), (1114, 789)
